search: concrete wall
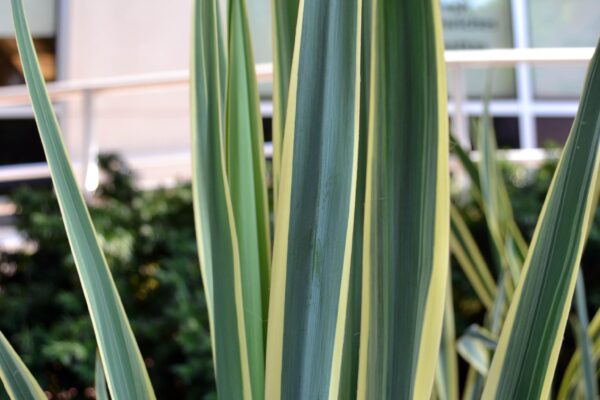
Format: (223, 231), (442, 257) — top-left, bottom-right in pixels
(59, 0), (273, 186)
(59, 1), (204, 184)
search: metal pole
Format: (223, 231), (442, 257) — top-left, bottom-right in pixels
(450, 64), (471, 149)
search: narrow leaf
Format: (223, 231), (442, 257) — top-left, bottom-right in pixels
(456, 325), (497, 375)
(557, 177), (600, 400)
(558, 306), (600, 399)
(462, 368), (485, 400)
(435, 278), (460, 400)
(461, 274), (507, 400)
(95, 352), (109, 400)
(0, 331), (46, 400)
(271, 0), (299, 204)
(265, 0), (362, 398)
(452, 130), (528, 277)
(482, 41), (600, 399)
(339, 1), (372, 397)
(357, 0), (450, 398)
(566, 272), (599, 400)
(11, 1), (155, 398)
(450, 205), (497, 309)
(225, 0), (272, 397)
(450, 133), (480, 192)
(477, 105), (526, 286)
(191, 0), (251, 398)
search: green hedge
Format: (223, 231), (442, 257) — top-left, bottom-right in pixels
(0, 155), (215, 399)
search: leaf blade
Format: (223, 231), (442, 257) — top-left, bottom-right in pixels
(271, 0), (299, 204)
(0, 332), (46, 400)
(435, 279), (460, 400)
(190, 0), (251, 398)
(558, 306), (600, 399)
(572, 272), (598, 400)
(11, 1), (155, 398)
(482, 41), (600, 400)
(225, 0), (272, 398)
(265, 0), (362, 397)
(476, 105), (526, 286)
(450, 205), (497, 309)
(357, 0), (450, 397)
(338, 1), (372, 397)
(95, 352), (109, 400)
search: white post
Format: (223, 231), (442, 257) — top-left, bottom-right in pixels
(511, 0), (537, 149)
(81, 89), (99, 193)
(450, 64), (471, 149)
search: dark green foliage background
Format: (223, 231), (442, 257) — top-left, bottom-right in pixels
(0, 155), (215, 399)
(0, 153), (597, 398)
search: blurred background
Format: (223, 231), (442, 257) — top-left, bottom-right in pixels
(0, 0), (599, 399)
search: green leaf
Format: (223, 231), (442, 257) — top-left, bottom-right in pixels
(95, 352), (109, 400)
(11, 1), (155, 398)
(450, 133), (480, 193)
(482, 40), (600, 399)
(572, 272), (598, 400)
(558, 305), (600, 399)
(0, 331), (46, 400)
(461, 273), (507, 400)
(339, 1), (372, 398)
(357, 0), (449, 398)
(450, 205), (497, 309)
(271, 0), (299, 204)
(435, 279), (460, 400)
(462, 368), (486, 400)
(557, 178), (600, 400)
(225, 0), (272, 398)
(265, 0), (362, 398)
(452, 127), (528, 291)
(457, 325), (497, 375)
(190, 0), (251, 398)
(476, 104), (527, 287)
(462, 273), (508, 400)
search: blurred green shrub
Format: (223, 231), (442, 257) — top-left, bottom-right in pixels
(0, 154), (215, 399)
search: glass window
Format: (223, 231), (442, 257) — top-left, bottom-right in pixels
(469, 116), (520, 149)
(0, 119), (45, 166)
(536, 117), (573, 147)
(493, 117), (520, 148)
(0, 118), (46, 193)
(528, 0), (600, 98)
(441, 0), (516, 98)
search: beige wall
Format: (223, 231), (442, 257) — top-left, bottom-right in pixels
(64, 1), (194, 78)
(61, 0), (195, 184)
(58, 0), (273, 186)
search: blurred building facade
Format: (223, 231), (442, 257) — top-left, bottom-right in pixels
(0, 0), (598, 186)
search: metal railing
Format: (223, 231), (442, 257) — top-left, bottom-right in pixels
(0, 47), (594, 191)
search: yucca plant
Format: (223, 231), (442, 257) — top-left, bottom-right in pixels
(2, 0), (600, 399)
